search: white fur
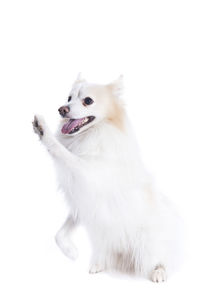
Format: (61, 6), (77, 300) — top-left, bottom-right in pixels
(33, 76), (183, 282)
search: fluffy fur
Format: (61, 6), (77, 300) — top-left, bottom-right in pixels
(33, 75), (183, 282)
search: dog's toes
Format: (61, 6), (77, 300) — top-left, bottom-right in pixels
(89, 264), (104, 274)
(151, 265), (167, 283)
(32, 115), (44, 137)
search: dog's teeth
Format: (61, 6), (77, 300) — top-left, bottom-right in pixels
(69, 117), (91, 134)
(81, 118), (88, 125)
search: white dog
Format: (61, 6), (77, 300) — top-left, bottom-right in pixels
(33, 75), (182, 282)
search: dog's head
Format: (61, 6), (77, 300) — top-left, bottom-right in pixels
(58, 74), (125, 135)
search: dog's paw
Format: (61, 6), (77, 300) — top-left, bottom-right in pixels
(151, 265), (167, 283)
(32, 115), (45, 138)
(89, 264), (104, 274)
(55, 236), (78, 260)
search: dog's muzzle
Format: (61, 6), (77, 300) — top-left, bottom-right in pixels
(58, 105), (70, 117)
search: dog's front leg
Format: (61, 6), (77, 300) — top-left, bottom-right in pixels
(33, 115), (81, 259)
(32, 115), (82, 169)
(55, 214), (78, 260)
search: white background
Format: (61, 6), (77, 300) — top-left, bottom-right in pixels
(0, 0), (200, 299)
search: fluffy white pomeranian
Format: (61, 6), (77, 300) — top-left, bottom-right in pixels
(33, 74), (182, 282)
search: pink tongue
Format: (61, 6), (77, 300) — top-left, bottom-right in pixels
(61, 118), (85, 134)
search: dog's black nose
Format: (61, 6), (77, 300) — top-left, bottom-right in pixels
(58, 106), (70, 117)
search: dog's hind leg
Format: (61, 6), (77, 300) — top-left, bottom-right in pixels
(55, 214), (78, 260)
(151, 264), (167, 283)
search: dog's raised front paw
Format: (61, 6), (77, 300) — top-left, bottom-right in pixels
(32, 115), (45, 138)
(151, 265), (167, 283)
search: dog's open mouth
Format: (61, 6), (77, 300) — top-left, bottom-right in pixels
(61, 116), (95, 134)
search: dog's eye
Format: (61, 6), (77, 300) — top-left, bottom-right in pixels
(68, 96), (72, 102)
(83, 97), (94, 106)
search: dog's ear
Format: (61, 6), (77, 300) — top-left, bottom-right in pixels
(75, 72), (85, 83)
(108, 75), (124, 98)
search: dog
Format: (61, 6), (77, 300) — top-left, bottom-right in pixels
(33, 74), (183, 282)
